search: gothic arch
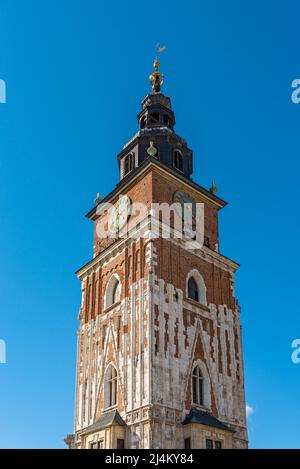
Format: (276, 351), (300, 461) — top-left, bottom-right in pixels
(104, 273), (121, 309)
(186, 269), (207, 305)
(190, 359), (211, 409)
(174, 150), (183, 172)
(103, 363), (118, 409)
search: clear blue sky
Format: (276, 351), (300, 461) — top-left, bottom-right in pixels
(0, 0), (299, 449)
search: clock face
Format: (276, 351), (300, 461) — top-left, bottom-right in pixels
(173, 190), (196, 224)
(108, 195), (132, 232)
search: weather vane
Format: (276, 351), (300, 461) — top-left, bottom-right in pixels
(149, 44), (166, 93)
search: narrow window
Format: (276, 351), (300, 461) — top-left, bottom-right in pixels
(192, 366), (204, 405)
(174, 150), (183, 172)
(188, 277), (199, 302)
(215, 441), (222, 449)
(105, 275), (121, 309)
(117, 439), (125, 449)
(106, 365), (117, 407)
(184, 438), (191, 449)
(163, 114), (170, 126)
(112, 280), (120, 305)
(206, 439), (213, 449)
(124, 153), (135, 176)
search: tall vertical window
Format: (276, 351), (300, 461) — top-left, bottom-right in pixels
(186, 271), (207, 306)
(206, 439), (213, 449)
(105, 275), (121, 309)
(105, 365), (117, 408)
(124, 153), (135, 176)
(184, 438), (191, 449)
(117, 439), (125, 449)
(188, 277), (199, 302)
(163, 114), (170, 126)
(112, 280), (120, 305)
(174, 150), (183, 172)
(192, 366), (204, 405)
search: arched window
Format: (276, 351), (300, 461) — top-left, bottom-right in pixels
(112, 280), (120, 305)
(188, 277), (199, 302)
(192, 366), (204, 405)
(104, 365), (118, 408)
(186, 270), (207, 305)
(174, 150), (183, 172)
(150, 112), (160, 124)
(105, 275), (121, 309)
(124, 153), (135, 176)
(140, 115), (147, 129)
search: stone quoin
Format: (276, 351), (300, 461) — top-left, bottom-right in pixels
(65, 55), (248, 449)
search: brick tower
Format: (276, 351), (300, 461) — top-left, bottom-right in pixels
(68, 56), (248, 449)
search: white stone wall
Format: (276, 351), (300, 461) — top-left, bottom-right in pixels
(74, 235), (248, 449)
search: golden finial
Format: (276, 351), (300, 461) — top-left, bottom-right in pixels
(154, 56), (159, 70)
(149, 45), (165, 92)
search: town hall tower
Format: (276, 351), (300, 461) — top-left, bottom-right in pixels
(66, 56), (248, 449)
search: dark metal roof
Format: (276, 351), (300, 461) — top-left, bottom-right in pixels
(182, 408), (235, 433)
(80, 410), (126, 435)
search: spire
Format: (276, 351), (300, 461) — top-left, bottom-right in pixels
(116, 46), (193, 182)
(209, 181), (218, 195)
(149, 45), (165, 92)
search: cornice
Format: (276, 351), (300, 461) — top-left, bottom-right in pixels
(86, 158), (227, 221)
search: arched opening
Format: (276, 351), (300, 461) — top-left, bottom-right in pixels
(112, 280), (120, 305)
(188, 276), (199, 302)
(104, 364), (118, 408)
(124, 153), (135, 176)
(174, 150), (183, 172)
(186, 270), (207, 305)
(192, 366), (204, 405)
(140, 115), (147, 129)
(105, 275), (121, 309)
